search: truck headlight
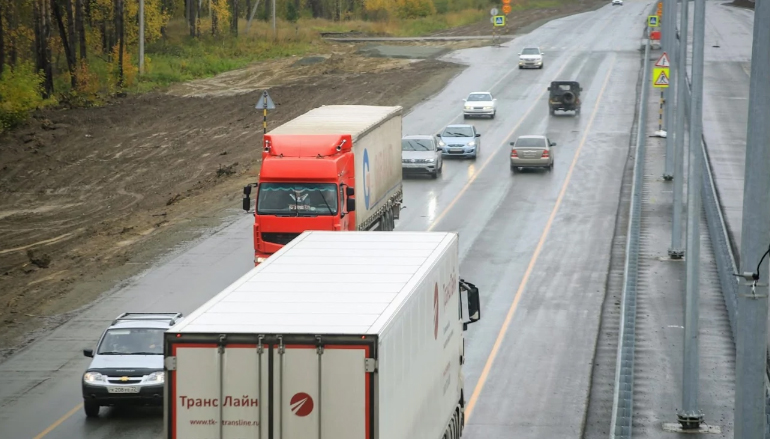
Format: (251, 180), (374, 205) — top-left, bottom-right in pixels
(144, 371), (165, 384)
(255, 257), (267, 264)
(84, 372), (106, 384)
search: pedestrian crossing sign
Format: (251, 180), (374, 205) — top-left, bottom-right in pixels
(653, 67), (670, 88)
(648, 15), (658, 27)
(494, 15), (505, 26)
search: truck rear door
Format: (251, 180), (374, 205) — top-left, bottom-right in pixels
(168, 339), (373, 439)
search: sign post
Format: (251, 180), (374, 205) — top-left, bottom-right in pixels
(651, 52), (670, 138)
(255, 90), (276, 138)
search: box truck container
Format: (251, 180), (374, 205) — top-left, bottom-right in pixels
(163, 231), (481, 439)
(241, 105), (404, 265)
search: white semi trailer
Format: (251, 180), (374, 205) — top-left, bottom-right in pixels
(163, 231), (481, 439)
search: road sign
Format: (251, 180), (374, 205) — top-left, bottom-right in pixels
(493, 15), (505, 26)
(656, 1), (663, 16)
(654, 52), (670, 67)
(503, 0), (511, 3)
(490, 7), (498, 15)
(653, 67), (670, 88)
(255, 90), (276, 110)
(502, 4), (512, 14)
(648, 15), (658, 27)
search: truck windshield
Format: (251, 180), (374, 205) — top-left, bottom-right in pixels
(97, 328), (165, 355)
(257, 183), (338, 216)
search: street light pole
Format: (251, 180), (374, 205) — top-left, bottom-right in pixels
(678, 0), (705, 429)
(662, 0), (675, 180)
(734, 0), (770, 434)
(669, 0), (688, 258)
(139, 0), (145, 74)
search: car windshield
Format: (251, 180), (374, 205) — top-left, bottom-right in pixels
(522, 48), (540, 55)
(97, 328), (165, 355)
(515, 137), (547, 147)
(402, 139), (435, 151)
(441, 126), (474, 137)
(466, 93), (492, 102)
(257, 183), (338, 216)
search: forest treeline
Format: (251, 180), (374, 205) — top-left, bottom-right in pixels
(0, 0), (492, 130)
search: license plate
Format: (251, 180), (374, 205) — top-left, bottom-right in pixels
(474, 107), (483, 110)
(451, 148), (463, 153)
(107, 386), (140, 394)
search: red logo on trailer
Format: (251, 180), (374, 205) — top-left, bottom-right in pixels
(433, 283), (439, 340)
(290, 392), (314, 417)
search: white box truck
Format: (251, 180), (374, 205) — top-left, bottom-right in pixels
(163, 231), (481, 439)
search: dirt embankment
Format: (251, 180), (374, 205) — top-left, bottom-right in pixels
(0, 44), (462, 359)
(0, 0), (612, 360)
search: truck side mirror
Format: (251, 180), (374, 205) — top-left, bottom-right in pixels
(547, 87), (551, 91)
(242, 185), (252, 212)
(346, 186), (355, 197)
(83, 349), (94, 358)
(346, 198), (356, 212)
(460, 279), (481, 330)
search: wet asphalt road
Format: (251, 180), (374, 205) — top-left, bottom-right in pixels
(0, 2), (652, 438)
(695, 1), (752, 257)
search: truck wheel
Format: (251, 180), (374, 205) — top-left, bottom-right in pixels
(549, 108), (555, 116)
(84, 401), (100, 418)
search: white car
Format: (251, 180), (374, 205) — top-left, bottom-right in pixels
(518, 47), (544, 69)
(463, 92), (497, 119)
(612, 0), (623, 5)
(401, 135), (443, 178)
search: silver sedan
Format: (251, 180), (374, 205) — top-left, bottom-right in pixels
(509, 135), (555, 173)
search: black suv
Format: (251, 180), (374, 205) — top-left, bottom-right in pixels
(547, 81), (583, 116)
(81, 312), (183, 417)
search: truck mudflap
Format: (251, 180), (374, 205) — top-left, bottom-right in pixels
(167, 338), (374, 439)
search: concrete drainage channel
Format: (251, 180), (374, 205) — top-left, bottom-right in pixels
(608, 32), (651, 439)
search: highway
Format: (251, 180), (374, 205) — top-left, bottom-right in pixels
(0, 2), (657, 438)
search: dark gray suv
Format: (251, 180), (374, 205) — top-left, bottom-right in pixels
(81, 312), (183, 417)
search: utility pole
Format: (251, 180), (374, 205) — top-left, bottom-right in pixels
(678, 0), (705, 429)
(139, 0), (145, 74)
(734, 0), (770, 434)
(669, 0), (687, 258)
(662, 0), (675, 180)
(272, 0), (276, 37)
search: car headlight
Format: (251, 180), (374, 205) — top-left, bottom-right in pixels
(84, 372), (107, 384)
(144, 371), (165, 384)
(438, 141), (446, 147)
(426, 158), (435, 162)
(467, 141), (476, 147)
(464, 106), (472, 110)
(483, 106), (493, 110)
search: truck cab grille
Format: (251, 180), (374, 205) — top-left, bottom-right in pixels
(262, 233), (301, 245)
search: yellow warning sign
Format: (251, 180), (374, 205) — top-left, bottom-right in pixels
(653, 67), (670, 88)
